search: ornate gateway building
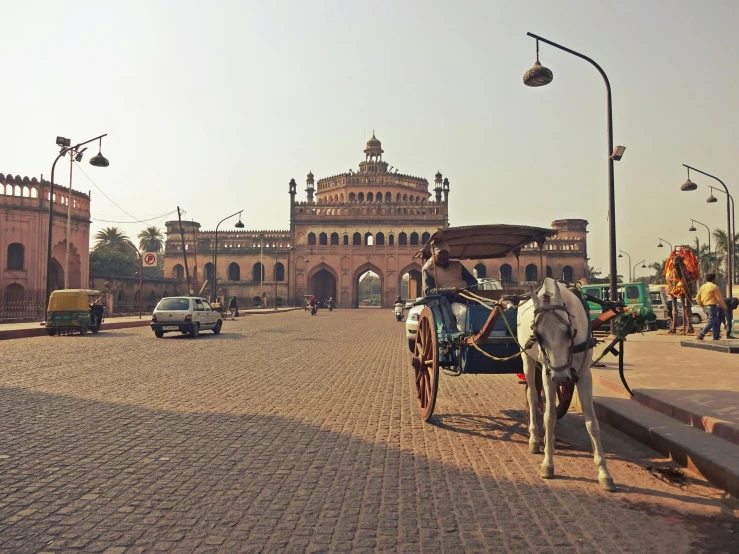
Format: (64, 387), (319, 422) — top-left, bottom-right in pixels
(163, 135), (589, 308)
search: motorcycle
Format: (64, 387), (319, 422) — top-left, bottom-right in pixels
(394, 305), (404, 321)
(310, 304), (317, 316)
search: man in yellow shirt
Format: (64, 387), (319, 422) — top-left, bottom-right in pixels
(696, 273), (727, 340)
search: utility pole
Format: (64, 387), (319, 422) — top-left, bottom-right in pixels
(260, 233), (264, 307)
(177, 206), (192, 295)
(64, 154), (73, 289)
(274, 254), (278, 310)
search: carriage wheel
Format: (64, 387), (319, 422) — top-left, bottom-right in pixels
(412, 308), (439, 422)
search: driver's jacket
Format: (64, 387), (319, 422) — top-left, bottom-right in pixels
(422, 258), (478, 296)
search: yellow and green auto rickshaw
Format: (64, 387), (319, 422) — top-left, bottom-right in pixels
(45, 289), (106, 336)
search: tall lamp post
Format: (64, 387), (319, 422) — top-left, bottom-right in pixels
(657, 238), (673, 251)
(680, 164), (733, 297)
(212, 211), (244, 303)
(128, 241), (143, 319)
(618, 250), (632, 282)
(689, 219), (711, 252)
(706, 185), (736, 284)
(633, 260), (646, 280)
(259, 233), (265, 308)
(45, 134), (109, 321)
(523, 33), (625, 330)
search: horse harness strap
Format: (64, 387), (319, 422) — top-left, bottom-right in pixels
(530, 302), (592, 379)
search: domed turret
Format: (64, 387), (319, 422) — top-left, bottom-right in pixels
(363, 131), (384, 162)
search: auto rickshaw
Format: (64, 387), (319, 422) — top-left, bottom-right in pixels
(45, 289), (106, 336)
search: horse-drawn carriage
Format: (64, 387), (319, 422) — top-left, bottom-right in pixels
(410, 225), (631, 490)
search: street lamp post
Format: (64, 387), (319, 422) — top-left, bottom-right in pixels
(707, 185), (736, 285)
(45, 134), (108, 321)
(657, 238), (673, 251)
(127, 241), (143, 319)
(274, 253), (278, 311)
(212, 211), (244, 303)
(523, 33), (624, 332)
(618, 250), (632, 282)
(689, 219), (711, 252)
(260, 233), (264, 308)
(633, 260), (646, 280)
(680, 164), (733, 297)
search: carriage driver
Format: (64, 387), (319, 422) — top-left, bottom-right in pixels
(422, 240), (478, 332)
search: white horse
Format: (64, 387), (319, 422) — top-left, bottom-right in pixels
(517, 277), (616, 491)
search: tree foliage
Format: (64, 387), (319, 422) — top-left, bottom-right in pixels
(138, 226), (164, 253)
(90, 248), (138, 277)
(94, 227), (132, 254)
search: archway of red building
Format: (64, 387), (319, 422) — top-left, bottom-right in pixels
(398, 262), (423, 300)
(353, 263), (385, 308)
(308, 263), (338, 306)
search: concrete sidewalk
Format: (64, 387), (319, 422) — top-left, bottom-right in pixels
(589, 331), (739, 496)
(0, 307), (302, 340)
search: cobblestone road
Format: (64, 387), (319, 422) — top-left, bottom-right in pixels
(1, 310), (737, 553)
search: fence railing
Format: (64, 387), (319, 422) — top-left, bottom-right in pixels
(0, 289), (46, 322)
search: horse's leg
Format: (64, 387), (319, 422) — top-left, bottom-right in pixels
(577, 369), (616, 491)
(523, 352), (541, 454)
(540, 374), (557, 479)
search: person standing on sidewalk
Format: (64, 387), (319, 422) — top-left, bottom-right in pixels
(696, 274), (727, 340)
(718, 296), (739, 339)
(228, 296), (238, 321)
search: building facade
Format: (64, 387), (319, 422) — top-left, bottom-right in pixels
(163, 135), (590, 308)
(1, 173), (91, 307)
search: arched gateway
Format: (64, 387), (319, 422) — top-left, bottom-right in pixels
(161, 135), (589, 308)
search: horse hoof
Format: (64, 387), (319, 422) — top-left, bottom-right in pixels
(540, 465), (554, 479)
(529, 442), (540, 454)
(599, 477), (616, 492)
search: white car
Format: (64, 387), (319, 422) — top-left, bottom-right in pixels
(151, 297), (223, 338)
(405, 301), (424, 352)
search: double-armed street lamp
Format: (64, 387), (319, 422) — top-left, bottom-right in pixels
(523, 33), (625, 329)
(680, 164), (734, 296)
(618, 250), (632, 282)
(45, 134), (109, 320)
(212, 211), (244, 303)
(689, 219), (711, 252)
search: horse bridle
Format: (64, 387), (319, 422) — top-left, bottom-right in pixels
(531, 303), (579, 379)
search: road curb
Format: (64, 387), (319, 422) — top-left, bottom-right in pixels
(592, 391), (739, 497)
(0, 319), (151, 341)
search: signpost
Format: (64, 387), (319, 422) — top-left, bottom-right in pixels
(143, 253), (158, 267)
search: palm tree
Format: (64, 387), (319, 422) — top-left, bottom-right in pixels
(94, 227), (132, 253)
(649, 260), (666, 284)
(138, 226), (164, 252)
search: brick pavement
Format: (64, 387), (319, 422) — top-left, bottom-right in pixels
(0, 310), (737, 553)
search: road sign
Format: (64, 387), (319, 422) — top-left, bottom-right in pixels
(143, 253), (158, 267)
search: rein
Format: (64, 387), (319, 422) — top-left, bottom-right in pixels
(531, 304), (578, 377)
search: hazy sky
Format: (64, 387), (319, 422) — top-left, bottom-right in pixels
(3, 0), (738, 275)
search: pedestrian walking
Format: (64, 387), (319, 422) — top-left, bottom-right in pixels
(720, 297), (739, 339)
(696, 274), (727, 340)
(228, 295), (238, 320)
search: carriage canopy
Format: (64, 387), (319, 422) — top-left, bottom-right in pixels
(415, 224), (557, 261)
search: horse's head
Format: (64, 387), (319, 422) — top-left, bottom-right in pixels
(531, 279), (576, 386)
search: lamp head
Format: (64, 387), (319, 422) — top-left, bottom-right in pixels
(707, 193), (718, 203)
(611, 146), (626, 161)
(89, 137), (109, 167)
(657, 242), (663, 248)
(74, 147), (87, 162)
(689, 225), (696, 232)
(523, 39), (553, 87)
(642, 264), (646, 268)
(680, 178), (697, 192)
(618, 253), (623, 258)
(56, 136), (71, 148)
(235, 213), (245, 229)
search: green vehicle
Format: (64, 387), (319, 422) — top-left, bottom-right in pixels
(581, 283), (652, 322)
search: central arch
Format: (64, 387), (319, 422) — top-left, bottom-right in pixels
(352, 262), (385, 308)
(308, 263), (338, 305)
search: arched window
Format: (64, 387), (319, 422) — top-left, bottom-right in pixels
(388, 234), (395, 246)
(375, 232), (385, 245)
(308, 232), (316, 246)
(349, 192), (356, 202)
(353, 232), (362, 246)
(500, 264), (513, 284)
(5, 283), (24, 301)
(364, 232), (373, 246)
(319, 232), (328, 245)
(7, 243), (24, 270)
(410, 232), (419, 246)
(396, 193), (401, 202)
(563, 265), (574, 282)
(148, 290), (157, 301)
(385, 192), (391, 203)
(330, 232), (339, 245)
(228, 262), (241, 281)
(525, 264), (538, 282)
(399, 232), (407, 246)
(358, 192), (364, 202)
(367, 192), (373, 203)
(421, 232), (430, 245)
(403, 194), (408, 202)
(204, 262), (215, 282)
(473, 263), (486, 279)
(274, 262), (285, 281)
(376, 191), (383, 202)
(252, 262), (264, 281)
(546, 266), (553, 279)
(173, 264), (185, 280)
(343, 234), (349, 246)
